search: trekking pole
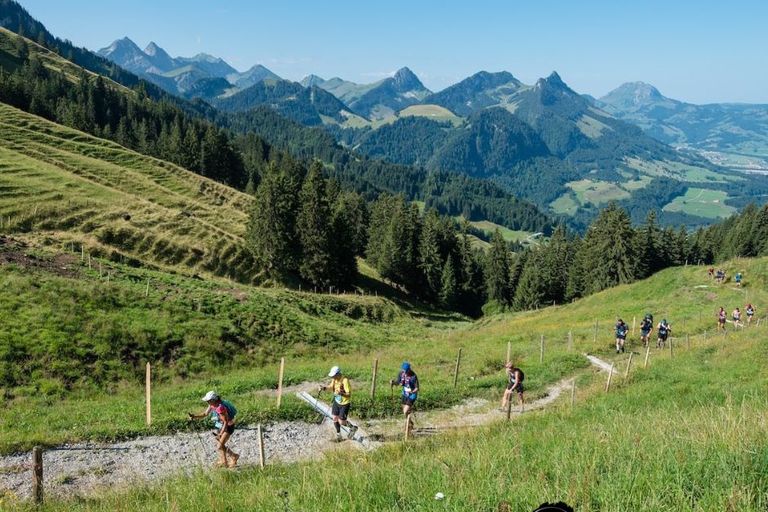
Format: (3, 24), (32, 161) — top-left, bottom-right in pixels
(257, 424), (266, 469)
(644, 343), (651, 368)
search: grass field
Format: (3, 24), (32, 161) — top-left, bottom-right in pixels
(567, 179), (630, 206)
(625, 157), (736, 184)
(5, 254), (766, 510)
(0, 102), (259, 283)
(550, 192), (580, 215)
(662, 188), (737, 219)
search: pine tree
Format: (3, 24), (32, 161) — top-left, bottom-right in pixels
(439, 257), (459, 309)
(578, 202), (638, 295)
(419, 209), (445, 299)
(247, 162), (301, 278)
(297, 162), (333, 287)
(485, 230), (511, 307)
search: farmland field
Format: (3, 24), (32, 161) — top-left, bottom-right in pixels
(662, 187), (737, 219)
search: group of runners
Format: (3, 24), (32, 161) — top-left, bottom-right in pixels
(187, 359), (527, 467)
(615, 314), (672, 352)
(708, 267), (743, 286)
(717, 304), (756, 330)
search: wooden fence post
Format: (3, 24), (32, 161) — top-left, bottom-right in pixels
(605, 363), (614, 392)
(32, 446), (43, 505)
(570, 380), (576, 408)
(624, 352), (634, 378)
(644, 344), (651, 368)
(669, 339), (674, 358)
(686, 333), (690, 349)
(257, 424), (265, 468)
(276, 357), (285, 408)
(593, 320), (598, 343)
(145, 279), (150, 297)
(568, 331), (573, 351)
(145, 362), (152, 426)
(539, 335), (544, 363)
(453, 348), (462, 388)
(370, 358), (379, 399)
(506, 395), (513, 421)
(506, 341), (511, 365)
(631, 316), (636, 336)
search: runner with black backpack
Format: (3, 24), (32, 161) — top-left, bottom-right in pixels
(639, 314), (654, 348)
(656, 319), (672, 349)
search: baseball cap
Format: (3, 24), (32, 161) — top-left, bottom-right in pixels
(201, 390), (219, 402)
(401, 361), (411, 371)
(328, 366), (341, 377)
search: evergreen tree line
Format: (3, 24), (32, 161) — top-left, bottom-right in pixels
(0, 49), (252, 188)
(247, 159), (367, 291)
(485, 203), (767, 312)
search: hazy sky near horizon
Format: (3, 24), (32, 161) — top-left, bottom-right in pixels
(20, 0), (768, 103)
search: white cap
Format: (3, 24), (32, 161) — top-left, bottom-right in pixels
(201, 390), (219, 402)
(328, 366), (341, 377)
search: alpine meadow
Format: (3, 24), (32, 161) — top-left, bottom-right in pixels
(1, 1), (768, 510)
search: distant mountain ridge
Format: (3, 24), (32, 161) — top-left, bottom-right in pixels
(301, 67), (431, 120)
(598, 82), (768, 169)
(97, 37), (278, 96)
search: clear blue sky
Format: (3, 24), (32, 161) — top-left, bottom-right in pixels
(19, 0), (768, 103)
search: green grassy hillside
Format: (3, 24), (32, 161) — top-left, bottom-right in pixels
(3, 233), (766, 508)
(0, 102), (258, 282)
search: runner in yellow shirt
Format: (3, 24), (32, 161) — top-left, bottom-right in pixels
(319, 366), (358, 441)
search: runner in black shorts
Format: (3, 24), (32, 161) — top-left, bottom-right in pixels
(391, 361), (419, 421)
(501, 363), (525, 410)
(320, 366), (358, 441)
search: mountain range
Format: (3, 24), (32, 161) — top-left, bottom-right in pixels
(598, 82), (768, 172)
(300, 67), (431, 120)
(97, 37), (280, 96)
(2, 1), (767, 231)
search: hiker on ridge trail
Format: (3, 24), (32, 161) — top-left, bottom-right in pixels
(615, 318), (628, 353)
(188, 391), (240, 468)
(656, 319), (671, 349)
(639, 314), (654, 348)
(708, 267), (714, 279)
(391, 361), (419, 418)
(717, 307), (727, 331)
(319, 366), (358, 442)
(732, 307), (742, 327)
(735, 272), (743, 287)
(501, 362), (525, 410)
(746, 304), (756, 325)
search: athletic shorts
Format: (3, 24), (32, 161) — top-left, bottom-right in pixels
(514, 383), (525, 394)
(718, 319), (726, 325)
(214, 424), (235, 435)
(331, 401), (350, 420)
(401, 395), (417, 406)
(658, 333), (668, 341)
(641, 330), (651, 337)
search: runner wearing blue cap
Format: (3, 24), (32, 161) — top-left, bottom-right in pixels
(391, 361), (419, 417)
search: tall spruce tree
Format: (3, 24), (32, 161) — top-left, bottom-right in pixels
(247, 161), (301, 278)
(297, 162), (334, 287)
(485, 230), (511, 307)
(577, 202), (638, 295)
(439, 257), (459, 309)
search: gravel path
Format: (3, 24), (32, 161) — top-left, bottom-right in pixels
(1, 358), (608, 502)
(0, 420), (338, 501)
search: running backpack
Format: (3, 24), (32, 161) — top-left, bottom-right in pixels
(516, 369), (525, 382)
(221, 400), (237, 419)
